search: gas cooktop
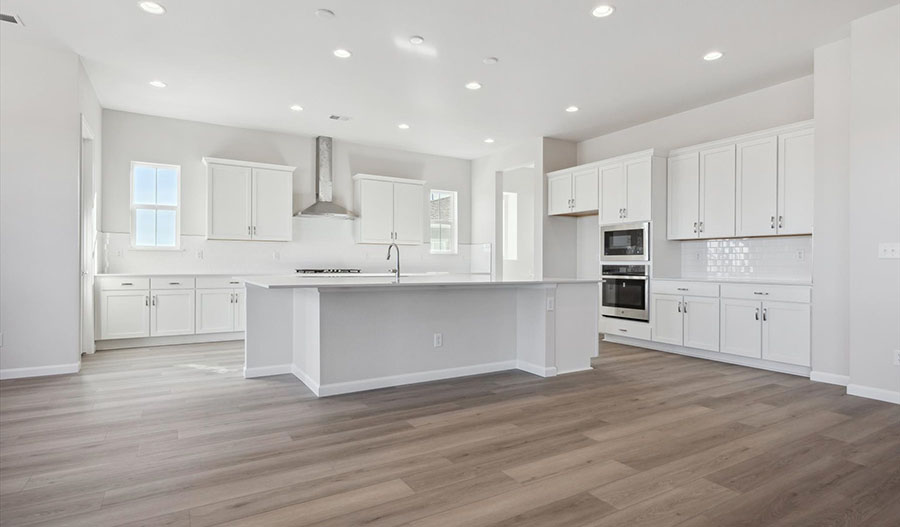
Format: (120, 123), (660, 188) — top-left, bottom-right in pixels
(295, 268), (361, 274)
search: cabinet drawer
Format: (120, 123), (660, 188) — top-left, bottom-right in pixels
(601, 317), (651, 340)
(150, 277), (195, 290)
(652, 280), (719, 297)
(720, 284), (810, 303)
(196, 277), (245, 289)
(98, 277), (150, 291)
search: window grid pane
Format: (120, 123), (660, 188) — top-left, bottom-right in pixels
(135, 208), (157, 246)
(132, 163), (179, 248)
(429, 190), (456, 253)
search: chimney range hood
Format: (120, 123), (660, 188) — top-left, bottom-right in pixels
(296, 136), (356, 219)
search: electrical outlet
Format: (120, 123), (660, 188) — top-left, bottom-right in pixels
(893, 349), (900, 367)
(196, 249), (204, 260)
(796, 250), (805, 261)
(273, 250), (281, 262)
(433, 333), (443, 348)
(878, 243), (900, 259)
(546, 297), (555, 311)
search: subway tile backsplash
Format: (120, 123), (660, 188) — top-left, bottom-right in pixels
(680, 236), (812, 281)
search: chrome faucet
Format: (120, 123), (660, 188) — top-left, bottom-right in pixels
(386, 243), (400, 282)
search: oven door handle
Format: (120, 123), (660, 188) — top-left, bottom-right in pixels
(600, 275), (648, 280)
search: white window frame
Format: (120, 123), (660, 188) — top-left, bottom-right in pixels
(502, 192), (518, 261)
(130, 161), (182, 250)
(429, 189), (458, 255)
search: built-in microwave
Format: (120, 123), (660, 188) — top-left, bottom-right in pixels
(601, 221), (650, 261)
(600, 264), (649, 321)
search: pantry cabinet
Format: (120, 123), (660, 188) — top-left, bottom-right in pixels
(353, 174), (425, 244)
(547, 167), (599, 216)
(204, 158), (295, 242)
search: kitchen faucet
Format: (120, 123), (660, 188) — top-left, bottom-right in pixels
(386, 243), (400, 282)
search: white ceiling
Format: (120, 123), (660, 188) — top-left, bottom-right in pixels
(3, 0), (897, 159)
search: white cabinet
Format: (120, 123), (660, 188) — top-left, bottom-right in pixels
(720, 298), (762, 358)
(150, 290), (195, 337)
(762, 301), (810, 366)
(667, 152), (700, 239)
(599, 159), (651, 224)
(699, 145), (736, 239)
(652, 293), (719, 352)
(204, 158), (295, 242)
(195, 289), (236, 334)
(353, 174), (425, 245)
(777, 128), (815, 235)
(547, 168), (599, 216)
(736, 136), (779, 236)
(233, 289), (246, 332)
(600, 164), (626, 224)
(99, 290), (150, 339)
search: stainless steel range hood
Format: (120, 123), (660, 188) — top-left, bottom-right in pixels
(296, 136), (356, 219)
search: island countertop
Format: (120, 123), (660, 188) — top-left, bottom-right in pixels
(241, 273), (600, 289)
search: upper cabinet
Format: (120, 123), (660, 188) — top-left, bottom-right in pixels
(204, 158), (295, 242)
(547, 167), (598, 216)
(353, 174), (425, 245)
(667, 121), (814, 240)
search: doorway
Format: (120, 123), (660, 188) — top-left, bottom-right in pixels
(501, 167), (536, 280)
(79, 117), (97, 356)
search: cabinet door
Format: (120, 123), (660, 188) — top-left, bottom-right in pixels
(99, 290), (150, 339)
(599, 164), (626, 224)
(195, 288), (235, 334)
(208, 164), (252, 240)
(150, 290), (195, 337)
(720, 299), (761, 358)
(736, 136), (778, 237)
(233, 289), (246, 332)
(252, 168), (293, 241)
(762, 301), (810, 366)
(651, 294), (683, 346)
(667, 152), (700, 239)
(547, 173), (573, 215)
(699, 145), (736, 239)
(624, 158), (651, 222)
(777, 129), (814, 235)
(571, 167), (599, 213)
(683, 296), (720, 352)
(392, 182), (424, 245)
(357, 179), (395, 244)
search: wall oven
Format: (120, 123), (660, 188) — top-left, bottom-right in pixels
(601, 221), (650, 261)
(600, 264), (649, 321)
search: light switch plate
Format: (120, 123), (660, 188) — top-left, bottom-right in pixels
(893, 349), (900, 367)
(433, 333), (443, 348)
(546, 297), (555, 311)
(878, 243), (900, 259)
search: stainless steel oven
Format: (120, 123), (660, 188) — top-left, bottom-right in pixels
(601, 221), (649, 261)
(601, 264), (649, 321)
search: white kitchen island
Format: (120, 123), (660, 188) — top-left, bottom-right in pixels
(241, 274), (600, 396)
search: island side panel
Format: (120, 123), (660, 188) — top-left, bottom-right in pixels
(244, 284), (294, 378)
(291, 288), (321, 395)
(515, 285), (556, 376)
(316, 286), (519, 396)
(554, 282), (599, 374)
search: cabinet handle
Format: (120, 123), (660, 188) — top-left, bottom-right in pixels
(622, 208), (627, 218)
(753, 291), (769, 296)
(683, 302), (688, 314)
(770, 216), (775, 229)
(169, 282), (180, 285)
(699, 221), (704, 233)
(677, 287), (689, 291)
(145, 296), (149, 306)
(755, 308), (760, 321)
(248, 226), (251, 235)
(677, 301), (682, 313)
(234, 293), (238, 304)
(618, 328), (628, 333)
(229, 281), (240, 285)
(230, 293), (234, 303)
(778, 216), (784, 229)
(152, 295), (156, 306)
(121, 282), (133, 286)
(253, 226), (257, 235)
(693, 222), (698, 233)
(762, 308), (768, 322)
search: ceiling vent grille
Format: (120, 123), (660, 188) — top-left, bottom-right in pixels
(328, 115), (351, 121)
(0, 13), (24, 25)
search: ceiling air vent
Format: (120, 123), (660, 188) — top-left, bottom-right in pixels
(0, 13), (24, 25)
(328, 115), (351, 121)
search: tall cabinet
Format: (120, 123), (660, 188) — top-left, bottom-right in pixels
(203, 158), (295, 241)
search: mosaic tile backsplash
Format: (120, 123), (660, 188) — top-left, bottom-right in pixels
(680, 235), (812, 281)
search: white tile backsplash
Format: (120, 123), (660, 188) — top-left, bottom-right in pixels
(680, 236), (812, 281)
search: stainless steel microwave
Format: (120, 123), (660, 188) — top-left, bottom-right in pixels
(601, 222), (650, 261)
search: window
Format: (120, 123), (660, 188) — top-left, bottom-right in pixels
(429, 189), (457, 254)
(502, 192), (518, 260)
(131, 161), (180, 248)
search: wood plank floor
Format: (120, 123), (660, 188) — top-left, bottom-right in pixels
(1, 340), (898, 526)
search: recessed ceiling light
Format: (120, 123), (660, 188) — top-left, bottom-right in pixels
(409, 35), (425, 45)
(482, 57), (499, 65)
(465, 81), (482, 90)
(398, 123), (410, 129)
(565, 105), (579, 113)
(703, 51), (724, 61)
(315, 9), (335, 19)
(333, 49), (352, 59)
(484, 138), (495, 144)
(290, 104), (303, 112)
(138, 1), (166, 15)
(149, 80), (167, 88)
(592, 5), (615, 17)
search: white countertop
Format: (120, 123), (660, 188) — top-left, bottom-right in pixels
(653, 276), (812, 286)
(95, 272), (245, 277)
(242, 274), (600, 289)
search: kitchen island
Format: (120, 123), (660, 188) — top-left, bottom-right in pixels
(242, 274), (599, 396)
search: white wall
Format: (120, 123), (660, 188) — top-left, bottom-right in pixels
(541, 138), (578, 279)
(847, 5), (900, 402)
(812, 38), (852, 382)
(501, 167), (536, 280)
(100, 110), (472, 274)
(0, 32), (83, 376)
(577, 76), (814, 163)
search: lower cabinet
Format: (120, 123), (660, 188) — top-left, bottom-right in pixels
(719, 298), (811, 366)
(196, 287), (245, 334)
(720, 299), (762, 358)
(150, 290), (195, 337)
(99, 290), (150, 339)
(651, 293), (719, 352)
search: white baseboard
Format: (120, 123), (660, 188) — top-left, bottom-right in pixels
(243, 364), (292, 378)
(0, 362), (81, 380)
(291, 365), (320, 396)
(516, 360), (558, 377)
(96, 332), (244, 351)
(603, 334), (810, 377)
(847, 384), (900, 404)
(312, 360), (518, 397)
(810, 371), (850, 387)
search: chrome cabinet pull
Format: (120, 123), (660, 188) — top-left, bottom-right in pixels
(683, 302), (688, 314)
(248, 226), (251, 235)
(770, 216), (775, 229)
(619, 328), (628, 333)
(229, 281), (240, 285)
(699, 221), (704, 232)
(778, 216), (784, 229)
(151, 295), (156, 306)
(753, 291), (769, 296)
(677, 301), (682, 313)
(755, 308), (760, 320)
(622, 208), (627, 218)
(677, 287), (689, 291)
(693, 222), (698, 233)
(762, 308), (768, 322)
(121, 282), (133, 286)
(145, 296), (149, 306)
(169, 282), (180, 285)
(253, 226), (257, 235)
(230, 293), (234, 303)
